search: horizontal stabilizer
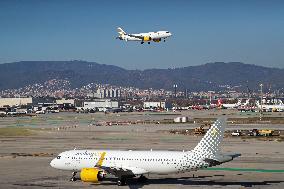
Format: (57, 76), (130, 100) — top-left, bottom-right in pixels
(204, 153), (241, 167)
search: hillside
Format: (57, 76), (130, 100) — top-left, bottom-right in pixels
(0, 61), (283, 91)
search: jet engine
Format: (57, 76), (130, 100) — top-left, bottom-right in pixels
(80, 168), (104, 182)
(153, 38), (161, 42)
(143, 36), (151, 41)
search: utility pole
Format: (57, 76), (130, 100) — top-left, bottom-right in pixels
(209, 91), (212, 105)
(260, 83), (263, 121)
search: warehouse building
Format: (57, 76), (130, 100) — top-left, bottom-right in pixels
(0, 97), (32, 107)
(83, 99), (119, 111)
(143, 101), (172, 110)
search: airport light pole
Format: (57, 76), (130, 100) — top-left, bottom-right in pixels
(260, 83), (263, 121)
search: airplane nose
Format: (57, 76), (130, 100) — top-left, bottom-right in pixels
(50, 159), (56, 168)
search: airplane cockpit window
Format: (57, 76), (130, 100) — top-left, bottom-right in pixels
(166, 31), (169, 33)
(57, 156), (61, 159)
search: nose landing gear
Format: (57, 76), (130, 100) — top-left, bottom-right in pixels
(70, 171), (77, 181)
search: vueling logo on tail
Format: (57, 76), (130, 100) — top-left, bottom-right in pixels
(211, 128), (218, 137)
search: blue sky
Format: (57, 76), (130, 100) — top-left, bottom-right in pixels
(0, 0), (284, 69)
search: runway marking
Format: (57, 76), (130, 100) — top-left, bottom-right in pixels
(205, 167), (284, 173)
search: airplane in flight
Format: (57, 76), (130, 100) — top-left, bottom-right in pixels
(116, 27), (172, 44)
(50, 117), (240, 186)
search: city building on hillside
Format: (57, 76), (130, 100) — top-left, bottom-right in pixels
(97, 88), (121, 98)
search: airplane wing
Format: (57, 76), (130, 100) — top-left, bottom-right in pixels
(94, 151), (148, 178)
(127, 34), (144, 40)
(97, 165), (148, 178)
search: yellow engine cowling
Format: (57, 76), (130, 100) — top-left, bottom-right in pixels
(143, 36), (151, 41)
(80, 168), (103, 182)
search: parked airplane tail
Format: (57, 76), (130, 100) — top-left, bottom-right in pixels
(255, 100), (260, 107)
(237, 99), (242, 105)
(217, 99), (222, 106)
(244, 99), (250, 106)
(192, 117), (227, 158)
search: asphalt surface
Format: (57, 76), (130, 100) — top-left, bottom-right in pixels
(0, 110), (284, 188)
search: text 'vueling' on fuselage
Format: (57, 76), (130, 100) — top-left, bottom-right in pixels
(116, 27), (172, 44)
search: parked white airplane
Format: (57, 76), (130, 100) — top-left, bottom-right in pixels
(256, 100), (284, 112)
(50, 117), (240, 186)
(116, 27), (172, 44)
(218, 99), (242, 109)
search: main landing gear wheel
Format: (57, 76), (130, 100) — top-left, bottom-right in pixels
(141, 42), (144, 44)
(70, 172), (77, 181)
(117, 178), (126, 186)
(97, 171), (104, 181)
(148, 42), (150, 44)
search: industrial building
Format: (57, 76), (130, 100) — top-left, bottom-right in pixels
(56, 98), (75, 106)
(143, 101), (172, 110)
(0, 97), (32, 107)
(83, 99), (119, 111)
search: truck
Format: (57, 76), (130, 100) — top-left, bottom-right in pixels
(258, 129), (274, 136)
(231, 130), (242, 136)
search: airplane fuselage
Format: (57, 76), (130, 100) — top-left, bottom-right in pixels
(50, 118), (240, 185)
(116, 27), (172, 43)
(51, 150), (207, 174)
(126, 31), (172, 41)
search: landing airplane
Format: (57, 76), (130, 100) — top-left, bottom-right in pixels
(116, 27), (172, 44)
(50, 117), (240, 186)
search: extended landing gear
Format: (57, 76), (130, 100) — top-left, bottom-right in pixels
(117, 177), (127, 186)
(137, 175), (148, 183)
(141, 41), (151, 44)
(164, 39), (166, 42)
(70, 172), (77, 181)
